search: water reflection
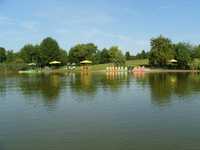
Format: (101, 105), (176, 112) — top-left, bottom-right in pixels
(69, 72), (130, 95)
(0, 76), (6, 97)
(1, 72), (200, 107)
(18, 74), (66, 104)
(104, 72), (129, 91)
(148, 73), (200, 106)
(0, 74), (17, 97)
(70, 72), (97, 94)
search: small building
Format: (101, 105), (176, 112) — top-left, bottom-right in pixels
(80, 60), (92, 73)
(169, 59), (178, 64)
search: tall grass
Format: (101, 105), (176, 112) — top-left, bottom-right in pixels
(0, 63), (28, 73)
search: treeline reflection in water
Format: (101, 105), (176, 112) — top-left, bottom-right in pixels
(1, 72), (200, 106)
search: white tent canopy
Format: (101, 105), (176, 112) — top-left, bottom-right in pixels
(169, 59), (178, 63)
(49, 61), (61, 65)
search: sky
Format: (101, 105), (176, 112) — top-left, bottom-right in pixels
(0, 0), (200, 54)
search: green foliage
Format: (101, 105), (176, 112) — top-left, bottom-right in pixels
(149, 36), (174, 67)
(6, 50), (17, 63)
(191, 59), (200, 70)
(2, 35), (200, 71)
(126, 59), (148, 67)
(40, 37), (61, 66)
(58, 49), (68, 65)
(0, 47), (6, 63)
(19, 37), (68, 67)
(0, 63), (28, 72)
(174, 43), (192, 69)
(93, 50), (101, 64)
(125, 51), (131, 60)
(20, 44), (38, 63)
(100, 48), (110, 64)
(135, 50), (149, 59)
(68, 43), (98, 64)
(192, 45), (200, 58)
(68, 45), (125, 65)
(108, 46), (125, 65)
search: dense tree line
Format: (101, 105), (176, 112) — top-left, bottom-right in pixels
(68, 44), (125, 65)
(1, 36), (200, 69)
(0, 47), (6, 63)
(125, 50), (149, 60)
(149, 35), (200, 69)
(0, 48), (21, 63)
(19, 37), (68, 67)
(0, 37), (126, 67)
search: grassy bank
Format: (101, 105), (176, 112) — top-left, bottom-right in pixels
(15, 59), (148, 74)
(2, 59), (200, 74)
(88, 59), (149, 71)
(0, 63), (28, 74)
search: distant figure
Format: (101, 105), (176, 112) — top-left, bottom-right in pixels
(124, 67), (128, 71)
(121, 66), (124, 72)
(106, 67), (109, 72)
(132, 66), (145, 73)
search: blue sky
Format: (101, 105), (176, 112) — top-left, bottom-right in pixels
(0, 0), (200, 54)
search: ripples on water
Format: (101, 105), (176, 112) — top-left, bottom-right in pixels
(1, 72), (200, 150)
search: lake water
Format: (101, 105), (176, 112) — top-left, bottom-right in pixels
(1, 72), (200, 150)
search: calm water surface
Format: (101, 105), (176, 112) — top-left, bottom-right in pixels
(0, 72), (200, 150)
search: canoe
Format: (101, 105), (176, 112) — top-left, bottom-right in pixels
(18, 70), (41, 74)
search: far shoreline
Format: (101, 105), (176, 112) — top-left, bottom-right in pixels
(1, 68), (200, 75)
(144, 68), (200, 73)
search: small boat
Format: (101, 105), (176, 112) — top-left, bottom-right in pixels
(18, 69), (41, 74)
(132, 66), (145, 73)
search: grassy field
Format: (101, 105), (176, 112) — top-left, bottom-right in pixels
(0, 63), (29, 73)
(0, 59), (149, 74)
(4, 58), (200, 74)
(89, 59), (149, 71)
(125, 59), (149, 66)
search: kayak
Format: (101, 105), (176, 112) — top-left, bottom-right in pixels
(18, 70), (41, 74)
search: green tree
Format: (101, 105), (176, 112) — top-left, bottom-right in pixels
(108, 46), (125, 65)
(149, 36), (174, 67)
(136, 50), (149, 59)
(58, 49), (68, 65)
(34, 45), (43, 66)
(6, 50), (16, 63)
(100, 48), (110, 64)
(20, 44), (38, 63)
(125, 51), (131, 60)
(175, 43), (192, 69)
(0, 47), (6, 63)
(192, 45), (200, 58)
(40, 37), (61, 66)
(68, 43), (98, 64)
(93, 50), (101, 64)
